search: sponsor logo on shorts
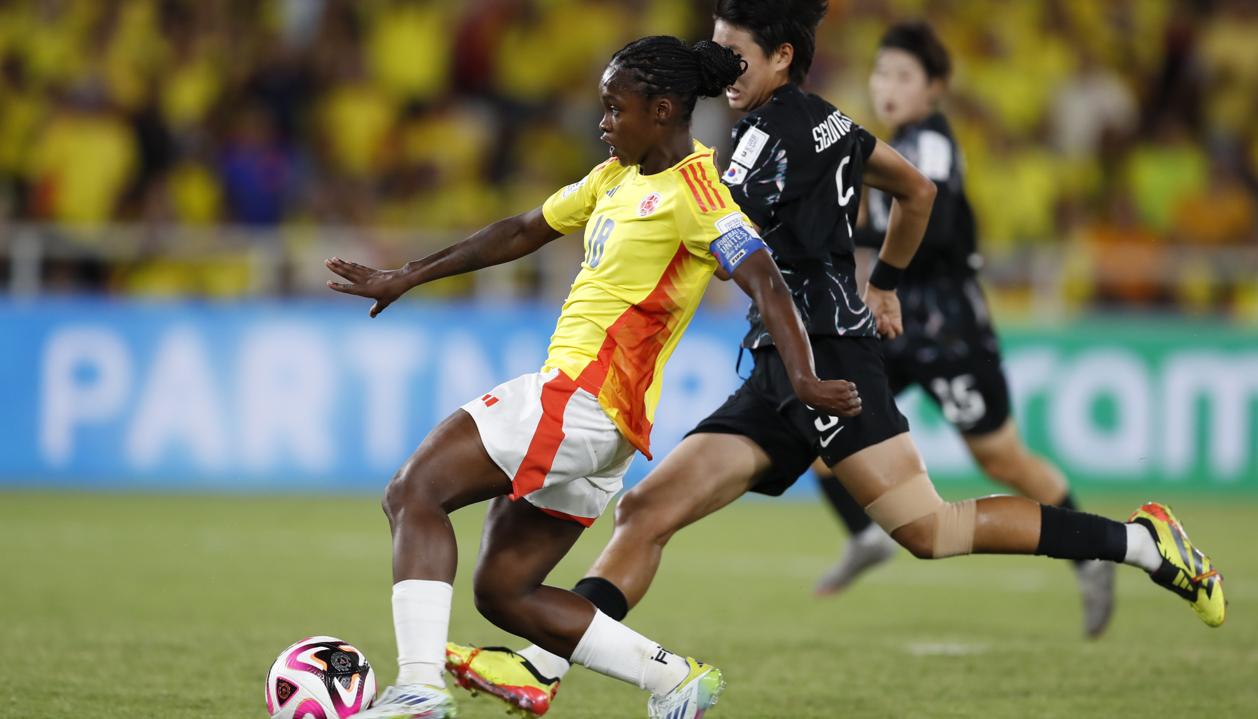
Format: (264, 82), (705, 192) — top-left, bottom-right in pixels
(815, 414), (844, 448)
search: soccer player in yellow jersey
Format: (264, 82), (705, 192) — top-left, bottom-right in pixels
(327, 36), (859, 719)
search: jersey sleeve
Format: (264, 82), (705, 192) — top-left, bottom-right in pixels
(541, 160), (613, 234)
(677, 161), (767, 275)
(857, 125), (877, 161)
(721, 117), (790, 229)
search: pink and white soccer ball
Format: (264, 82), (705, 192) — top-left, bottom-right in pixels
(265, 636), (376, 718)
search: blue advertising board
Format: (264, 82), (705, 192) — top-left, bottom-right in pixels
(2, 300), (1256, 493)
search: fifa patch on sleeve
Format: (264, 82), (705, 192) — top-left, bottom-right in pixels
(711, 225), (767, 275)
(732, 126), (770, 167)
(561, 177), (587, 198)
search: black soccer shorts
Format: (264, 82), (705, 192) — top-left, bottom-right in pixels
(881, 280), (1012, 437)
(687, 336), (909, 496)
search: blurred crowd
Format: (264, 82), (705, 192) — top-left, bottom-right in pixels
(0, 0), (1255, 313)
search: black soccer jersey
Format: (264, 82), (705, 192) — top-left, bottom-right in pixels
(857, 112), (979, 283)
(721, 84), (879, 349)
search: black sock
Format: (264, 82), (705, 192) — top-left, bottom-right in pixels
(818, 471), (873, 535)
(572, 576), (629, 621)
(1054, 493), (1083, 565)
(1035, 504), (1126, 563)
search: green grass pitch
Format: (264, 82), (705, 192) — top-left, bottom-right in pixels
(3, 490), (1253, 718)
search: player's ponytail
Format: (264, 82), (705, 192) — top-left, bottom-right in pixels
(610, 36), (746, 120)
(692, 40), (745, 98)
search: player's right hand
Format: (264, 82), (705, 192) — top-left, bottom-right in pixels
(797, 377), (862, 417)
(863, 286), (903, 339)
(325, 257), (412, 317)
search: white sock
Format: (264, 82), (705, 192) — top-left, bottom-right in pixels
(569, 610), (690, 696)
(1123, 523), (1162, 572)
(517, 645), (572, 681)
(392, 579), (453, 688)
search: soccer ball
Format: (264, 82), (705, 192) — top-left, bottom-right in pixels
(265, 636), (376, 718)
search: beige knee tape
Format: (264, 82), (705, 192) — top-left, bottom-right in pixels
(931, 498), (977, 558)
(864, 473), (942, 531)
(862, 474), (976, 558)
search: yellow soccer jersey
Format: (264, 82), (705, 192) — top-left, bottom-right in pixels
(540, 141), (762, 458)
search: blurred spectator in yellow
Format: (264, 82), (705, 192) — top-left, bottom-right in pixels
(963, 118), (1063, 249)
(1122, 118), (1209, 234)
(1198, 0), (1258, 140)
(0, 55), (45, 196)
(317, 47), (396, 181)
(1172, 151), (1255, 248)
(26, 82), (138, 225)
(363, 0), (453, 104)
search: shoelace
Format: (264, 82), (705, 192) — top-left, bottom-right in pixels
(1192, 568), (1219, 584)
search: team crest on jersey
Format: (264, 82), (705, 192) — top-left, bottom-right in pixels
(638, 192), (662, 216)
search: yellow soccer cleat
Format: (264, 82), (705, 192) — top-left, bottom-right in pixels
(444, 643), (559, 717)
(1129, 502), (1225, 627)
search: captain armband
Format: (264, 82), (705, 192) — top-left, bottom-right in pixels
(710, 225), (767, 276)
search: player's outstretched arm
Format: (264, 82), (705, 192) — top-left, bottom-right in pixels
(730, 250), (862, 417)
(326, 207), (562, 317)
(859, 140), (937, 338)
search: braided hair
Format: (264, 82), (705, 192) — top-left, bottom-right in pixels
(608, 36), (745, 121)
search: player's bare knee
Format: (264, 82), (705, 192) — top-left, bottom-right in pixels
(381, 473), (409, 523)
(612, 488), (675, 546)
(383, 462), (458, 520)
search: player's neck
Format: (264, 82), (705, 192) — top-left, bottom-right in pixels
(638, 132), (694, 175)
(743, 78), (791, 113)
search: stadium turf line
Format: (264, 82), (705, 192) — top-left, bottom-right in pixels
(2, 491), (1253, 718)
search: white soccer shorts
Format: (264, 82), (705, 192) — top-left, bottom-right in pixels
(461, 369), (636, 526)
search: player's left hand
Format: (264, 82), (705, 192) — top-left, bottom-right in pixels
(863, 286), (902, 339)
(325, 257), (412, 317)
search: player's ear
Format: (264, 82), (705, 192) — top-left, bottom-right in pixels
(654, 96), (674, 124)
(773, 42), (795, 76)
(927, 77), (947, 103)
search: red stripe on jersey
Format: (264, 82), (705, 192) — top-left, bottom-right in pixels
(679, 164), (719, 213)
(683, 163), (720, 213)
(536, 506), (597, 527)
(679, 164), (710, 213)
(510, 372), (581, 498)
(574, 243), (694, 459)
(694, 162), (727, 209)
